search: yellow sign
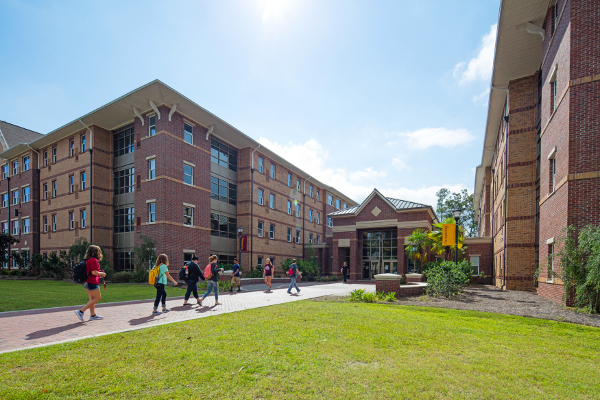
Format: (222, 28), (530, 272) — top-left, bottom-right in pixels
(442, 224), (456, 246)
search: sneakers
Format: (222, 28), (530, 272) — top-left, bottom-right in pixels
(297, 289), (301, 293)
(152, 310), (162, 315)
(89, 315), (104, 321)
(287, 291), (292, 294)
(162, 308), (170, 313)
(229, 287), (233, 292)
(74, 310), (84, 322)
(237, 288), (241, 292)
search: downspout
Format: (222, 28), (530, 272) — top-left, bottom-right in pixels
(79, 120), (93, 243)
(7, 175), (10, 269)
(250, 144), (261, 270)
(26, 145), (40, 170)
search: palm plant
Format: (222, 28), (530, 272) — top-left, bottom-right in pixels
(428, 217), (466, 261)
(405, 228), (430, 273)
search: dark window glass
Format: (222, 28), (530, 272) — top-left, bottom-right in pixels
(210, 139), (237, 171)
(113, 168), (135, 195)
(210, 175), (237, 205)
(113, 125), (135, 157)
(113, 207), (135, 233)
(210, 213), (237, 239)
(113, 252), (135, 272)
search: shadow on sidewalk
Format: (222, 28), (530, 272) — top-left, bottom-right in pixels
(26, 322), (83, 340)
(129, 315), (160, 326)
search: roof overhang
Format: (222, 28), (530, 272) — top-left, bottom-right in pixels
(473, 0), (549, 209)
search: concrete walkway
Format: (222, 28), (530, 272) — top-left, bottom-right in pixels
(0, 282), (373, 354)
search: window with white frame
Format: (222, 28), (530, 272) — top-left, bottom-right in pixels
(316, 236), (320, 244)
(316, 212), (320, 224)
(148, 159), (156, 180)
(287, 228), (292, 242)
(69, 175), (75, 193)
(269, 194), (274, 209)
(328, 217), (333, 228)
(23, 218), (30, 234)
(12, 190), (19, 205)
(69, 212), (75, 229)
(23, 187), (30, 202)
(548, 243), (555, 281)
(43, 151), (47, 167)
(258, 221), (263, 237)
(270, 164), (275, 178)
(81, 135), (86, 152)
(336, 199), (340, 209)
(269, 224), (275, 239)
(296, 203), (300, 218)
(296, 178), (300, 190)
(23, 156), (30, 171)
(42, 184), (47, 200)
(43, 217), (47, 232)
(550, 65), (558, 113)
(470, 256), (480, 276)
(1, 165), (7, 179)
(184, 123), (193, 144)
(184, 206), (193, 226)
(309, 233), (313, 244)
(549, 147), (556, 193)
(317, 189), (320, 201)
(70, 139), (75, 156)
(287, 200), (291, 215)
(2, 222), (8, 234)
(328, 195), (333, 206)
(148, 202), (156, 223)
(296, 230), (301, 243)
(12, 220), (19, 235)
(258, 189), (264, 205)
(80, 210), (86, 228)
(52, 215), (57, 231)
(184, 164), (194, 185)
(343, 203), (347, 210)
(258, 157), (263, 173)
(52, 181), (57, 197)
(2, 193), (7, 208)
(81, 172), (86, 190)
(309, 210), (313, 222)
(257, 257), (263, 267)
(310, 185), (313, 197)
(12, 161), (18, 175)
(287, 173), (292, 187)
(52, 147), (57, 163)
(149, 115), (156, 136)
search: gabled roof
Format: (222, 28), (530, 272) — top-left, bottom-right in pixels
(0, 121), (43, 153)
(329, 189), (435, 221)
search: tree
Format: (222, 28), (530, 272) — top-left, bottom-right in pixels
(404, 229), (429, 273)
(0, 233), (19, 268)
(428, 217), (466, 261)
(435, 188), (478, 237)
(134, 235), (157, 271)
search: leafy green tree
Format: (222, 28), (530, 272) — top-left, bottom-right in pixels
(134, 235), (157, 271)
(404, 228), (429, 273)
(0, 233), (19, 268)
(423, 260), (472, 298)
(435, 188), (478, 237)
(67, 238), (114, 279)
(428, 217), (466, 261)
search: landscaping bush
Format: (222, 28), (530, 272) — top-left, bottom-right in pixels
(423, 260), (471, 298)
(281, 258), (320, 278)
(349, 289), (365, 301)
(198, 279), (231, 292)
(316, 275), (342, 282)
(362, 292), (376, 303)
(384, 292), (396, 302)
(247, 266), (263, 278)
(131, 268), (149, 283)
(111, 271), (133, 283)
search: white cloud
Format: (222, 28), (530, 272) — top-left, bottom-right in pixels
(471, 88), (490, 104)
(383, 184), (467, 209)
(454, 24), (497, 84)
(349, 167), (387, 183)
(398, 127), (474, 149)
(391, 157), (408, 170)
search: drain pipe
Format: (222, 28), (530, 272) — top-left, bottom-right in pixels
(250, 144), (261, 271)
(79, 120), (93, 243)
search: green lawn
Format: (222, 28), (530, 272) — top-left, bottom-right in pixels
(0, 280), (187, 312)
(1, 301), (599, 399)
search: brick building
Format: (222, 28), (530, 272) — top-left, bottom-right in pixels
(473, 0), (600, 303)
(0, 80), (356, 274)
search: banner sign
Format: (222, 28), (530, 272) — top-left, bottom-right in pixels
(241, 236), (248, 252)
(442, 224), (456, 246)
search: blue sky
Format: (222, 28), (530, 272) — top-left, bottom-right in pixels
(0, 0), (500, 206)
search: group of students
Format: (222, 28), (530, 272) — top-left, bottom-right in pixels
(74, 246), (302, 321)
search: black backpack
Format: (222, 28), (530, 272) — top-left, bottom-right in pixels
(72, 259), (89, 284)
(178, 264), (189, 281)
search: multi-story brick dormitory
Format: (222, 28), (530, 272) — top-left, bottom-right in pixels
(0, 80), (356, 274)
(473, 0), (600, 304)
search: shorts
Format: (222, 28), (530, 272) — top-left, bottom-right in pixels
(231, 276), (241, 286)
(264, 275), (272, 281)
(83, 282), (99, 291)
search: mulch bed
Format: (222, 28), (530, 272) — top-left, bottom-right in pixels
(316, 285), (600, 328)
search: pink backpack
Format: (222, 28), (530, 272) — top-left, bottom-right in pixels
(204, 264), (213, 280)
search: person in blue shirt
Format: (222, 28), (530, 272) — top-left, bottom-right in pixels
(229, 258), (242, 292)
(287, 259), (301, 294)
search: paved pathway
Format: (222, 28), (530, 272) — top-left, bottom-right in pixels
(0, 282), (372, 354)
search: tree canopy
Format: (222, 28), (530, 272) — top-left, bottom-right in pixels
(435, 188), (478, 237)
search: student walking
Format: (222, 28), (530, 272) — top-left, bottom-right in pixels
(229, 258), (241, 292)
(263, 258), (274, 292)
(183, 255), (203, 306)
(152, 254), (178, 315)
(287, 259), (301, 294)
(74, 245), (107, 322)
(200, 255), (223, 306)
(341, 262), (349, 283)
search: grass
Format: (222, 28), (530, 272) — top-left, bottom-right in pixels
(1, 301), (600, 399)
(0, 280), (187, 312)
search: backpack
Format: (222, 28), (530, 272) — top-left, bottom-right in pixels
(178, 264), (189, 281)
(288, 267), (294, 277)
(72, 259), (89, 284)
(148, 265), (160, 287)
(204, 264), (213, 280)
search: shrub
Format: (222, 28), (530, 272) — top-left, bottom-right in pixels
(375, 291), (386, 301)
(131, 268), (149, 283)
(400, 277), (407, 285)
(247, 266), (263, 278)
(111, 271), (133, 283)
(198, 279), (231, 292)
(384, 292), (397, 302)
(349, 289), (365, 301)
(362, 292), (376, 303)
(423, 260), (471, 298)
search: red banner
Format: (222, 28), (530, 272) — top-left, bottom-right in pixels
(241, 235), (247, 252)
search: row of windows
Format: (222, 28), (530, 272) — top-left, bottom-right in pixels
(211, 176), (237, 205)
(40, 210), (87, 232)
(1, 187), (32, 207)
(146, 159), (196, 186)
(256, 222), (321, 244)
(211, 139), (237, 172)
(210, 213), (237, 239)
(1, 218), (31, 235)
(114, 168), (135, 195)
(41, 173), (86, 200)
(114, 126), (135, 158)
(257, 189), (330, 225)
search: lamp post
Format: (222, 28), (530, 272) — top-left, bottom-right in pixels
(237, 226), (244, 267)
(453, 209), (462, 264)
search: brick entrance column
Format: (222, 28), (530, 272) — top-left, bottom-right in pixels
(350, 231), (361, 280)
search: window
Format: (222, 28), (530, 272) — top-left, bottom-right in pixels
(1, 165), (7, 179)
(148, 159), (156, 180)
(184, 164), (193, 185)
(287, 173), (292, 187)
(70, 139), (75, 156)
(113, 207), (135, 233)
(184, 123), (193, 144)
(287, 200), (292, 215)
(258, 189), (264, 205)
(81, 135), (86, 152)
(80, 210), (86, 229)
(309, 233), (313, 244)
(148, 202), (156, 223)
(52, 215), (57, 231)
(184, 206), (193, 226)
(69, 212), (75, 229)
(336, 199), (340, 209)
(548, 244), (555, 281)
(470, 256), (480, 276)
(296, 230), (301, 243)
(296, 178), (301, 190)
(12, 190), (19, 205)
(210, 176), (237, 205)
(210, 138), (238, 172)
(210, 213), (238, 239)
(316, 212), (320, 224)
(269, 194), (275, 209)
(23, 218), (30, 234)
(258, 221), (263, 237)
(310, 185), (313, 197)
(113, 168), (135, 196)
(550, 66), (558, 113)
(52, 181), (57, 197)
(550, 157), (556, 192)
(12, 161), (18, 175)
(553, 1), (558, 33)
(23, 156), (30, 171)
(81, 172), (86, 190)
(69, 176), (75, 193)
(12, 220), (19, 235)
(296, 203), (300, 218)
(2, 193), (7, 207)
(23, 187), (30, 202)
(317, 189), (320, 201)
(258, 157), (263, 173)
(2, 222), (7, 234)
(328, 195), (333, 206)
(270, 164), (275, 178)
(43, 217), (47, 233)
(309, 210), (313, 222)
(328, 217), (333, 228)
(113, 125), (135, 157)
(43, 152), (47, 167)
(114, 252), (134, 272)
(269, 224), (275, 239)
(343, 203), (347, 210)
(149, 115), (156, 136)
(316, 236), (320, 244)
(257, 257), (263, 267)
(52, 147), (57, 163)
(287, 228), (292, 242)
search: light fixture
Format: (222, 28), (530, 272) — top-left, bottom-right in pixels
(452, 209), (462, 219)
(237, 226), (244, 234)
